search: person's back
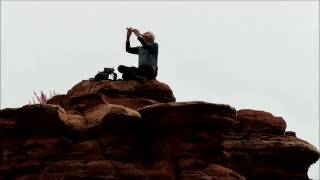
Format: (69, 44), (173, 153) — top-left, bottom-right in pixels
(118, 28), (159, 81)
(138, 41), (158, 73)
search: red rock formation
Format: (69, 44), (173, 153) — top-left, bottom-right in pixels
(0, 80), (319, 180)
(65, 79), (175, 102)
(236, 109), (287, 134)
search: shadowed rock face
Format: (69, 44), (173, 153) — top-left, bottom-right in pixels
(0, 80), (319, 180)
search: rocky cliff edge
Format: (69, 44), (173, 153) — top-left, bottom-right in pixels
(0, 79), (319, 180)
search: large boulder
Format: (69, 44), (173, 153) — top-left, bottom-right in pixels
(66, 79), (176, 103)
(0, 103), (142, 135)
(138, 101), (236, 129)
(0, 104), (68, 133)
(84, 103), (142, 133)
(222, 135), (320, 179)
(48, 80), (174, 111)
(236, 109), (287, 134)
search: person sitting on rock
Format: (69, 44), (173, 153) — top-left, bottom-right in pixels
(118, 27), (158, 82)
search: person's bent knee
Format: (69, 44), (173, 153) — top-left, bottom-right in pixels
(118, 65), (127, 73)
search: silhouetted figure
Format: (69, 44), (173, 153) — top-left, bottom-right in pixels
(118, 27), (158, 82)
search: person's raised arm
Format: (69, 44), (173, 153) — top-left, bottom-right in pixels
(133, 29), (158, 54)
(126, 28), (139, 54)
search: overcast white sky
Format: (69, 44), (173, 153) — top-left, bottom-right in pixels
(1, 1), (319, 178)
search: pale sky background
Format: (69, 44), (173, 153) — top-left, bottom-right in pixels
(1, 1), (319, 179)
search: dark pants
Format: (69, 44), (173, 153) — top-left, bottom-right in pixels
(118, 65), (157, 81)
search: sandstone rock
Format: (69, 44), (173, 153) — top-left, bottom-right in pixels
(102, 97), (159, 110)
(149, 129), (226, 163)
(180, 164), (246, 180)
(83, 104), (111, 129)
(0, 107), (19, 117)
(138, 101), (236, 129)
(265, 136), (320, 167)
(98, 133), (144, 162)
(204, 164), (246, 180)
(0, 104), (68, 133)
(222, 135), (320, 179)
(113, 160), (175, 180)
(0, 104), (77, 135)
(236, 109), (287, 134)
(180, 171), (211, 180)
(102, 104), (142, 124)
(46, 94), (70, 109)
(0, 104), (93, 135)
(48, 93), (109, 112)
(0, 80), (319, 180)
(49, 92), (159, 112)
(285, 131), (296, 137)
(0, 118), (17, 137)
(64, 113), (86, 132)
(25, 160), (175, 180)
(25, 143), (60, 160)
(69, 93), (109, 110)
(1, 160), (44, 179)
(23, 137), (63, 162)
(84, 103), (142, 133)
(24, 136), (60, 146)
(178, 158), (207, 170)
(66, 79), (176, 103)
(65, 140), (102, 160)
(85, 160), (115, 174)
(43, 160), (86, 173)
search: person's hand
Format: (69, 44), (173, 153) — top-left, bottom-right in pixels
(133, 29), (141, 36)
(127, 27), (133, 40)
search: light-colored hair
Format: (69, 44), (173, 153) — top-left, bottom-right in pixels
(145, 31), (155, 42)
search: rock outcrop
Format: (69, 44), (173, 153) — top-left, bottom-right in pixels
(0, 79), (319, 180)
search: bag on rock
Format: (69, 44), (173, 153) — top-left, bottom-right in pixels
(94, 67), (117, 81)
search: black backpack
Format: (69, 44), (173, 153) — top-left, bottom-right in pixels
(94, 67), (117, 81)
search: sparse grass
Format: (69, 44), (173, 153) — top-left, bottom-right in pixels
(29, 90), (58, 104)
